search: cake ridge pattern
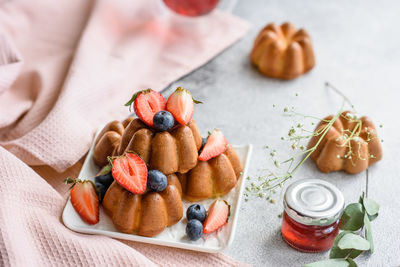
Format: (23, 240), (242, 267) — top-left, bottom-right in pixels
(103, 174), (183, 237)
(250, 22), (315, 80)
(94, 118), (202, 175)
(308, 111), (382, 174)
(178, 144), (243, 201)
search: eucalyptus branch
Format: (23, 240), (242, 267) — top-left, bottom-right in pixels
(305, 193), (379, 267)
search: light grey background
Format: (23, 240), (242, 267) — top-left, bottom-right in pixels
(163, 0), (400, 266)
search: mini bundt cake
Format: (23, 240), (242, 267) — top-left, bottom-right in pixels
(93, 118), (202, 175)
(177, 144), (243, 201)
(250, 22), (315, 80)
(103, 173), (183, 237)
(308, 111), (382, 174)
(93, 117), (134, 166)
(117, 118), (202, 175)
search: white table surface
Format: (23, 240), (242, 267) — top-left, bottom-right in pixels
(163, 0), (400, 266)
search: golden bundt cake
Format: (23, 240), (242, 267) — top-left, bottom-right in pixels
(102, 174), (183, 237)
(93, 117), (134, 166)
(308, 111), (382, 174)
(116, 118), (202, 175)
(250, 22), (315, 80)
(93, 118), (202, 175)
(177, 144), (243, 201)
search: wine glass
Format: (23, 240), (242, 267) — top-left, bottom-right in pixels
(162, 0), (238, 17)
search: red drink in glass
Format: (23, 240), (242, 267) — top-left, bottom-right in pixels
(163, 0), (220, 16)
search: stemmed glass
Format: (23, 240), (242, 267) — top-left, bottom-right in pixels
(162, 0), (238, 17)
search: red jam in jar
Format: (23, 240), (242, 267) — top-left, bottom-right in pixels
(281, 179), (344, 252)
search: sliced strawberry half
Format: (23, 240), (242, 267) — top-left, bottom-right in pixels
(125, 89), (166, 127)
(66, 179), (99, 225)
(203, 200), (230, 234)
(166, 87), (201, 125)
(198, 129), (228, 161)
(111, 153), (148, 194)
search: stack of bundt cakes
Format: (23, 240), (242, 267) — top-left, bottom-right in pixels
(92, 87), (243, 237)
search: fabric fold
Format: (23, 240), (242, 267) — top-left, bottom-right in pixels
(0, 0), (251, 172)
(0, 34), (23, 95)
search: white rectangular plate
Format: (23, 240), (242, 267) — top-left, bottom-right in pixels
(62, 130), (252, 253)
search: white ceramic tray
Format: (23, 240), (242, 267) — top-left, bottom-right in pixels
(62, 130), (252, 253)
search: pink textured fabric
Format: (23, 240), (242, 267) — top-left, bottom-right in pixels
(0, 0), (251, 172)
(0, 35), (22, 95)
(0, 0), (251, 266)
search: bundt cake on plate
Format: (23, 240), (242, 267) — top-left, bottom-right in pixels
(117, 118), (202, 175)
(93, 118), (202, 175)
(93, 118), (134, 166)
(63, 87), (251, 251)
(103, 174), (183, 237)
(90, 87), (244, 239)
(308, 111), (382, 174)
(250, 22), (315, 80)
(177, 144), (243, 201)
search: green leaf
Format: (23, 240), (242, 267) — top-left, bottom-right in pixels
(99, 164), (111, 175)
(347, 258), (358, 267)
(64, 177), (75, 184)
(340, 203), (365, 231)
(192, 97), (203, 104)
(304, 258), (349, 267)
(330, 231), (363, 259)
(367, 213), (378, 222)
(358, 192), (365, 204)
(364, 213), (374, 253)
(338, 233), (370, 251)
(363, 198), (379, 216)
(124, 89), (153, 110)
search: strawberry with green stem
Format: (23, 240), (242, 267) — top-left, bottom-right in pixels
(166, 87), (202, 125)
(125, 89), (166, 127)
(109, 153), (148, 194)
(65, 178), (99, 225)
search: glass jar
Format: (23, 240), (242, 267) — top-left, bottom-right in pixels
(281, 179), (344, 252)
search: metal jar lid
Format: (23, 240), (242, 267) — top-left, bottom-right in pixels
(283, 179), (345, 226)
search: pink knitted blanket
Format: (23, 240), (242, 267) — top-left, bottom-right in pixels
(0, 0), (251, 265)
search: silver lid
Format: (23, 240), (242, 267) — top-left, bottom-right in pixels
(283, 179), (345, 226)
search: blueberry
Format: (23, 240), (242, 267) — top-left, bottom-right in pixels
(95, 172), (114, 188)
(94, 172), (114, 202)
(199, 137), (207, 154)
(186, 219), (203, 241)
(186, 204), (207, 222)
(95, 182), (107, 202)
(153, 111), (174, 131)
(147, 170), (167, 192)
